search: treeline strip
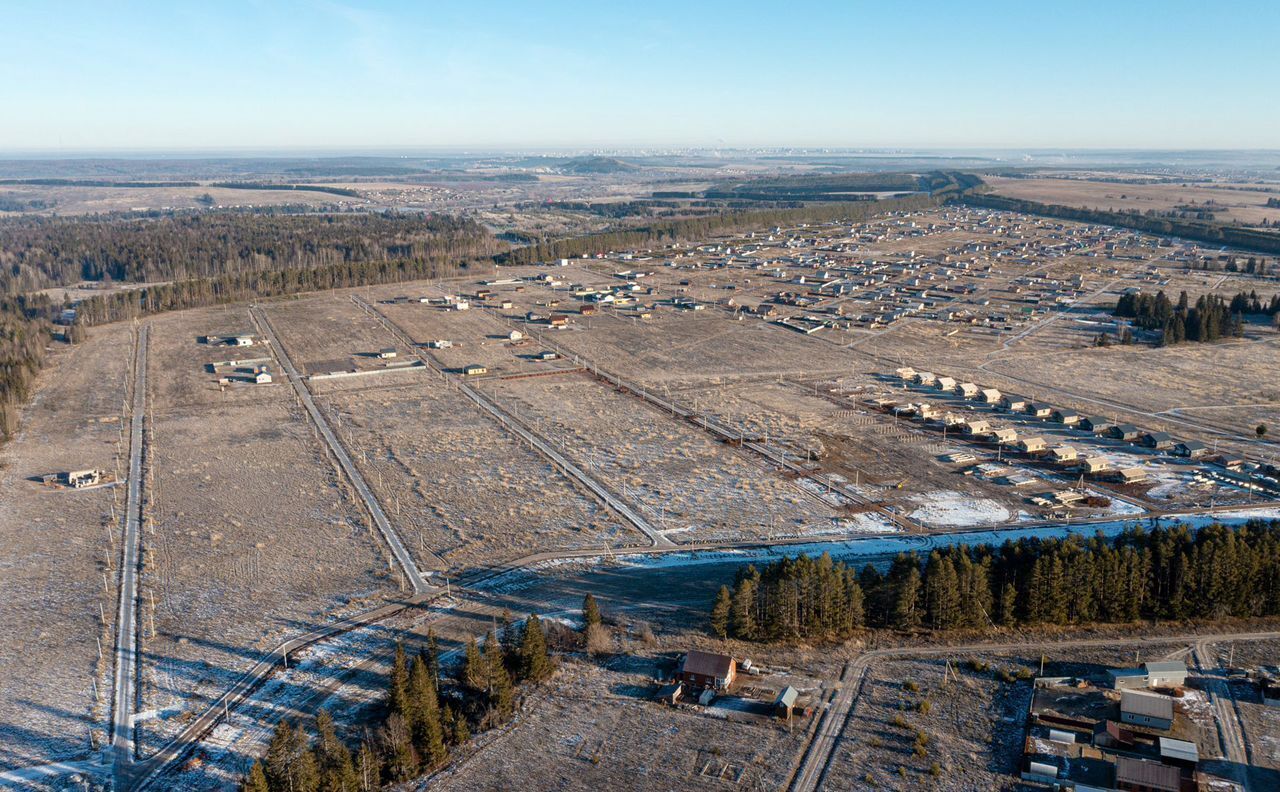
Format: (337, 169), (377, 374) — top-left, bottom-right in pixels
(0, 211), (498, 294)
(711, 520), (1280, 642)
(72, 255), (488, 325)
(497, 192), (944, 266)
(0, 178), (200, 187)
(958, 193), (1280, 255)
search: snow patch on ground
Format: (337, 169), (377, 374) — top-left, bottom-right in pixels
(908, 490), (1010, 527)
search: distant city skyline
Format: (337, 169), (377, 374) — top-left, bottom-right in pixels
(3, 0), (1278, 152)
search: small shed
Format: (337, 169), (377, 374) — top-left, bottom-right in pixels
(1114, 755), (1180, 792)
(254, 369), (273, 384)
(463, 364), (487, 376)
(774, 686), (799, 718)
(377, 347), (397, 359)
(653, 682), (683, 706)
(894, 367), (916, 381)
(549, 316), (569, 328)
(915, 371), (937, 386)
(1157, 736), (1199, 769)
(508, 330), (524, 342)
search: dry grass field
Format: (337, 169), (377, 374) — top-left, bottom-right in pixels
(314, 376), (635, 571)
(490, 374), (843, 541)
(0, 323), (133, 769)
(136, 309), (398, 753)
(987, 176), (1280, 227)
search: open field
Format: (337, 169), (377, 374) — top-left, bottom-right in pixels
(987, 175), (1280, 227)
(314, 377), (636, 571)
(135, 309), (399, 753)
(0, 323), (133, 769)
(489, 374), (846, 542)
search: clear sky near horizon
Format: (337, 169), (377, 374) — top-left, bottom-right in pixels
(3, 0), (1278, 153)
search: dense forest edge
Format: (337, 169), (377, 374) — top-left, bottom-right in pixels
(709, 520), (1280, 643)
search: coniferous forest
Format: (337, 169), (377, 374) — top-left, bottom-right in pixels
(1113, 289), (1279, 345)
(710, 521), (1280, 643)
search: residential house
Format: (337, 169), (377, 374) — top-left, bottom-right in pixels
(1172, 440), (1208, 459)
(1018, 436), (1047, 453)
(678, 650), (736, 691)
(1142, 432), (1174, 450)
(1110, 424), (1141, 441)
(1120, 690), (1174, 730)
(1001, 394), (1029, 412)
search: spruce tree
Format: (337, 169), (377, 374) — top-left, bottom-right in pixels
(426, 628), (442, 687)
(242, 760), (270, 792)
(462, 636), (485, 692)
(315, 709), (357, 792)
(582, 593), (603, 629)
(484, 631), (515, 725)
(710, 586), (732, 639)
(388, 641), (409, 718)
(519, 614), (554, 683)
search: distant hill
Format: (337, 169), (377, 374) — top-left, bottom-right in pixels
(560, 156), (640, 174)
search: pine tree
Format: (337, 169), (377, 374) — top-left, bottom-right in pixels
(519, 614), (554, 683)
(242, 760), (270, 792)
(446, 704), (470, 745)
(406, 656), (431, 734)
(266, 720), (318, 792)
(582, 593), (603, 629)
(710, 586), (732, 639)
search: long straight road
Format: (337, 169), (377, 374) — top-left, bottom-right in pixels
(110, 323), (148, 785)
(250, 306), (434, 593)
(349, 295), (672, 548)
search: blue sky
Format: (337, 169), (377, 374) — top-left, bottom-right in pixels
(2, 0), (1277, 152)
